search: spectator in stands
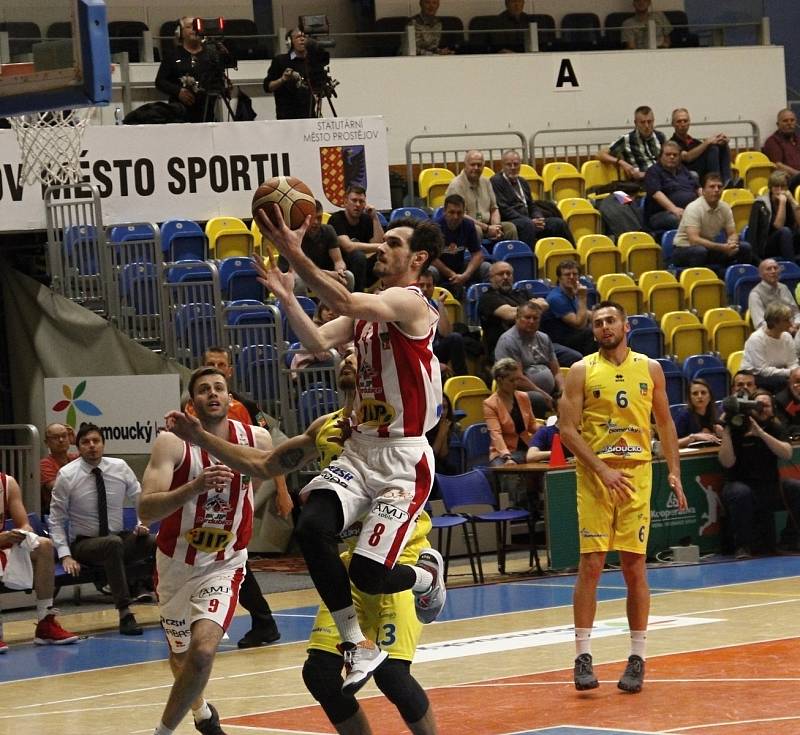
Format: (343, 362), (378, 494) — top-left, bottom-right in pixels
(49, 423), (156, 636)
(494, 302), (564, 418)
(741, 303), (799, 393)
(40, 422), (77, 515)
(278, 200), (355, 294)
(748, 258), (800, 332)
(411, 0), (455, 55)
(491, 0), (532, 53)
(429, 194), (491, 296)
(490, 150), (573, 248)
(719, 389), (800, 556)
(327, 185), (382, 292)
(191, 347), (290, 649)
(670, 108), (733, 186)
(484, 357), (539, 464)
(622, 0), (672, 49)
(672, 172), (752, 268)
(731, 369), (757, 398)
(544, 260), (595, 356)
(418, 270), (468, 377)
(445, 150), (517, 243)
(0, 472), (78, 649)
(774, 366), (800, 435)
(155, 17), (225, 123)
(526, 412), (573, 463)
(264, 27), (329, 119)
(643, 141), (700, 233)
(762, 108), (800, 192)
(598, 105), (665, 183)
(426, 394), (460, 476)
(673, 378), (722, 448)
(290, 303), (355, 375)
(751, 171), (800, 264)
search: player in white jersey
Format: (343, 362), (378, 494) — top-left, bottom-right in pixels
(140, 367), (274, 735)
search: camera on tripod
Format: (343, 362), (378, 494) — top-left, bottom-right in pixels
(191, 17), (237, 95)
(297, 15), (340, 116)
(721, 395), (764, 429)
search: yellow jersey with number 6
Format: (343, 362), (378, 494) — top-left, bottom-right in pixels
(581, 349), (653, 463)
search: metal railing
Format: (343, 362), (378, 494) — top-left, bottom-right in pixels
(0, 424), (41, 514)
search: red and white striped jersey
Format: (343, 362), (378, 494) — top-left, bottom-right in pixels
(0, 473), (7, 573)
(156, 420), (254, 568)
(352, 286), (442, 438)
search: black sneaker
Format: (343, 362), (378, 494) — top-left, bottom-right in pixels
(573, 653), (599, 690)
(195, 702), (226, 735)
(119, 613), (143, 636)
(237, 620), (280, 649)
(617, 654), (645, 692)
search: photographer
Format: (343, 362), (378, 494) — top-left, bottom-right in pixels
(718, 390), (800, 557)
(264, 28), (330, 119)
(155, 16), (229, 122)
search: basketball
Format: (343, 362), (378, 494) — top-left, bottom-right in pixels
(252, 176), (316, 229)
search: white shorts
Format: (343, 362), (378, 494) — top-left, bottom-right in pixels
(300, 432), (434, 567)
(155, 549), (246, 653)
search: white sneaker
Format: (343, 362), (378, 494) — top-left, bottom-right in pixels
(413, 548), (447, 623)
(338, 639), (388, 695)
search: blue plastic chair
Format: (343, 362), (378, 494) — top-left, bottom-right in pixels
(108, 223), (156, 243)
(465, 282), (491, 328)
(161, 219), (206, 260)
(514, 279), (551, 299)
(661, 229), (677, 269)
(240, 343), (281, 397)
(166, 260), (213, 283)
(682, 353), (728, 401)
(656, 357), (685, 406)
(174, 302), (217, 359)
(63, 225), (101, 275)
(119, 262), (159, 316)
(299, 385), (339, 427)
(277, 296), (317, 343)
(425, 502), (477, 583)
(218, 257), (263, 301)
(390, 206), (429, 221)
(628, 314), (663, 358)
(669, 402), (687, 424)
(225, 301), (275, 326)
(494, 240), (536, 281)
(436, 470), (534, 583)
(461, 422), (490, 469)
(777, 260), (800, 295)
(724, 263), (758, 299)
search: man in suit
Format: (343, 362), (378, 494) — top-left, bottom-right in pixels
(490, 150), (573, 248)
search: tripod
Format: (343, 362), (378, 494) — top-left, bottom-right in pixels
(312, 89), (337, 118)
(203, 89), (236, 122)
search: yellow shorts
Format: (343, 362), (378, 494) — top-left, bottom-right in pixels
(576, 460), (651, 555)
(308, 587), (422, 661)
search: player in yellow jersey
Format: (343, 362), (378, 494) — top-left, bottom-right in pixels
(560, 301), (687, 694)
(166, 357), (438, 734)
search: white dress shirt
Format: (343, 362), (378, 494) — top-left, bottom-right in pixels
(49, 456), (141, 559)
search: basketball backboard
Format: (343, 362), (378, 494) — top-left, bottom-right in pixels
(0, 0), (111, 116)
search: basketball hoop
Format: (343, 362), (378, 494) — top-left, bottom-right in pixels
(8, 107), (94, 186)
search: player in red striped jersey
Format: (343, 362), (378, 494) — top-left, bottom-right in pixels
(140, 367), (274, 735)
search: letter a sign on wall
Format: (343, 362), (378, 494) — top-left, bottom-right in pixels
(554, 58), (581, 92)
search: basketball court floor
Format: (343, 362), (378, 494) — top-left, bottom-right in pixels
(1, 555), (799, 734)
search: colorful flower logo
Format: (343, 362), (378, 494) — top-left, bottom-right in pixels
(51, 381), (102, 428)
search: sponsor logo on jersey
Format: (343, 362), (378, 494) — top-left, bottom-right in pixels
(615, 373), (624, 382)
(383, 486), (415, 502)
(580, 528), (608, 538)
(374, 501), (410, 524)
(599, 437), (644, 457)
(204, 495), (232, 525)
(197, 582), (232, 598)
(639, 382), (648, 396)
(357, 399), (396, 427)
(339, 520), (363, 541)
(185, 526), (235, 553)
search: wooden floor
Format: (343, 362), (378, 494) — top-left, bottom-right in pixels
(2, 556), (800, 735)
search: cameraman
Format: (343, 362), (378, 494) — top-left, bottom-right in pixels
(264, 28), (329, 119)
(718, 390), (800, 557)
(155, 16), (225, 122)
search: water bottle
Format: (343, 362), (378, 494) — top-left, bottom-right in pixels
(114, 107), (123, 125)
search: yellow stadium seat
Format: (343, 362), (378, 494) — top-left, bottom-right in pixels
(639, 270), (683, 320)
(575, 234), (621, 281)
(558, 198), (602, 240)
(418, 167), (455, 209)
(795, 185), (800, 202)
(726, 349), (744, 377)
(679, 267), (726, 317)
(721, 188), (755, 233)
(454, 387), (492, 428)
(542, 162), (586, 202)
(703, 307), (750, 361)
(734, 151), (775, 195)
(482, 166), (495, 179)
(580, 159), (617, 201)
(206, 216), (255, 259)
(519, 163), (544, 200)
(596, 273), (643, 315)
(443, 375), (488, 406)
(661, 311), (706, 362)
(617, 231), (661, 279)
(534, 236), (576, 283)
(432, 285), (463, 325)
(321, 211), (331, 224)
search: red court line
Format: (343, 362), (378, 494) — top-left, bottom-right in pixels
(224, 639), (800, 734)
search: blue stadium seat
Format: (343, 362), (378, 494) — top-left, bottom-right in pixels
(119, 262), (159, 315)
(669, 403), (687, 424)
(174, 302), (217, 359)
(239, 343), (280, 397)
(299, 385), (339, 426)
(657, 357), (685, 406)
(494, 240), (535, 281)
(682, 353), (728, 401)
(628, 314), (663, 358)
(777, 260), (800, 295)
(218, 257), (263, 302)
(724, 263), (758, 300)
(390, 207), (429, 221)
(277, 296), (316, 343)
(63, 225), (101, 275)
(514, 279), (551, 299)
(465, 282), (491, 328)
(108, 223), (157, 244)
(166, 260), (213, 283)
(661, 229), (677, 270)
(225, 301), (275, 326)
(161, 219), (206, 261)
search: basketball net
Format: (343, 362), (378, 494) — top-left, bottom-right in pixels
(8, 107), (94, 186)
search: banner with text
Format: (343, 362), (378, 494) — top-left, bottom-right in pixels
(44, 374), (181, 454)
(0, 116), (390, 230)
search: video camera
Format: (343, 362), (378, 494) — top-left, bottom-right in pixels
(721, 395), (764, 429)
(191, 16), (237, 95)
(297, 14), (339, 107)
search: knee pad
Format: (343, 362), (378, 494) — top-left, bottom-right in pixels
(295, 490), (343, 547)
(348, 554), (388, 595)
(373, 658), (429, 725)
(302, 650), (359, 724)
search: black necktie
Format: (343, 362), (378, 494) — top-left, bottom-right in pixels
(92, 467), (109, 537)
